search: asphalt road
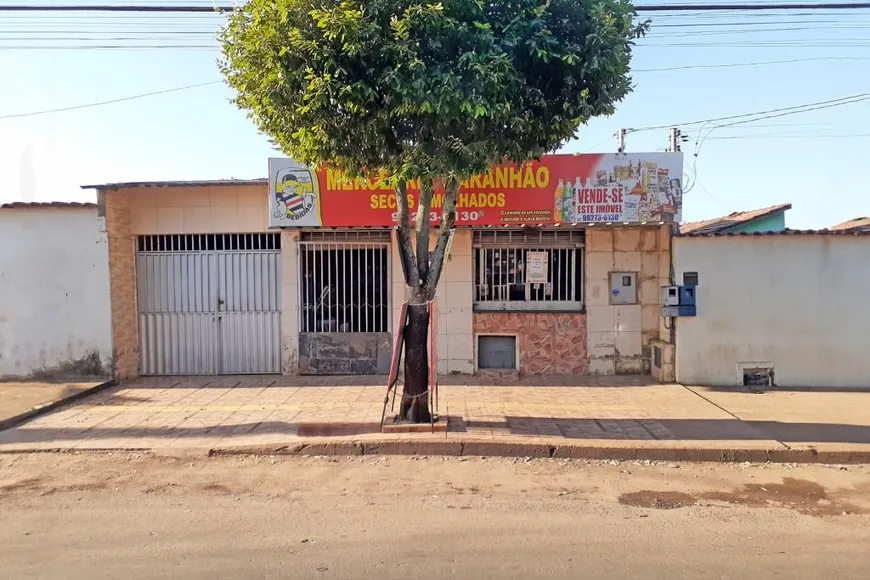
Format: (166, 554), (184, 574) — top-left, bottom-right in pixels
(2, 453), (869, 579)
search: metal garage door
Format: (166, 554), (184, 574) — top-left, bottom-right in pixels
(136, 233), (282, 375)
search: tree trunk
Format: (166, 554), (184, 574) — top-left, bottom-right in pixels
(392, 177), (459, 423)
(398, 302), (431, 423)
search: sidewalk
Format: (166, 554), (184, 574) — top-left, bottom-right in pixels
(1, 375), (868, 463)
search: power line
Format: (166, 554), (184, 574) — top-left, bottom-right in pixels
(634, 56), (870, 71)
(0, 80), (222, 120)
(709, 132), (870, 139)
(627, 91), (870, 133)
(636, 2), (870, 10)
(1, 3), (870, 12)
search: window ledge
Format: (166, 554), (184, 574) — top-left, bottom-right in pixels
(473, 306), (586, 315)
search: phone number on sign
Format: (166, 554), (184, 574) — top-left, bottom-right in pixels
(580, 214), (622, 222)
(390, 211), (486, 223)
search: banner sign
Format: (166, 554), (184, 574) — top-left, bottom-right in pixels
(268, 153), (682, 228)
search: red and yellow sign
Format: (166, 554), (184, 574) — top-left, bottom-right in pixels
(268, 153), (683, 228)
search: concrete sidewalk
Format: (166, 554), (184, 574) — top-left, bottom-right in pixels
(0, 375), (868, 463)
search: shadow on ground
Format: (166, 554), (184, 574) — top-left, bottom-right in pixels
(2, 418), (869, 445)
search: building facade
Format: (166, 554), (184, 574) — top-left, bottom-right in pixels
(0, 202), (112, 379)
(93, 153), (680, 381)
(673, 230), (870, 388)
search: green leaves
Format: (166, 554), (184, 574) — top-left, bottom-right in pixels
(220, 0), (641, 181)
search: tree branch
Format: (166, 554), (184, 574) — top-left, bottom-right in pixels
(424, 177), (460, 292)
(394, 180), (420, 290)
(415, 178), (434, 284)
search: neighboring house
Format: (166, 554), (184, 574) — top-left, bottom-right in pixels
(679, 203), (791, 235)
(830, 217), (870, 233)
(672, 229), (870, 388)
(0, 202), (112, 379)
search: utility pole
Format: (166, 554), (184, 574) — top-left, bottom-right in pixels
(668, 127), (682, 152)
(617, 129), (626, 153)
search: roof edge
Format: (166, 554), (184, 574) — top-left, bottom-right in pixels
(677, 228), (870, 238)
(1, 201), (98, 209)
(82, 179), (268, 190)
(679, 203), (792, 235)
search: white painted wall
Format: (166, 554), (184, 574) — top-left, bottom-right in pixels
(0, 206), (112, 377)
(674, 235), (870, 388)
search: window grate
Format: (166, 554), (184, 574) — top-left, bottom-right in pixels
(302, 230), (392, 242)
(474, 229), (583, 311)
(137, 233), (281, 253)
(299, 241), (390, 333)
(473, 229), (584, 248)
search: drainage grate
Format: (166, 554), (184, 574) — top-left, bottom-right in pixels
(743, 367), (774, 387)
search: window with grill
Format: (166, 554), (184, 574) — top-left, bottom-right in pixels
(473, 230), (584, 311)
(137, 233), (280, 252)
(299, 234), (390, 333)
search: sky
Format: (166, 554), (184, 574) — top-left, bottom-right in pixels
(1, 1), (870, 229)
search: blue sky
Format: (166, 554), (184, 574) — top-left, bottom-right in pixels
(1, 1), (869, 229)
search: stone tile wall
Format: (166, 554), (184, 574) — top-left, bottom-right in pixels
(585, 225), (673, 375)
(473, 312), (588, 375)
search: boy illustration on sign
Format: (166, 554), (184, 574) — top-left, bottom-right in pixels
(273, 168), (318, 220)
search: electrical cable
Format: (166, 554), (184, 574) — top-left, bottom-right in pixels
(0, 80), (223, 120)
(627, 91), (870, 133)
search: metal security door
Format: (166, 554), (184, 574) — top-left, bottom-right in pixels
(137, 234), (281, 375)
(216, 246), (282, 374)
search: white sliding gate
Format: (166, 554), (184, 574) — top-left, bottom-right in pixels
(136, 233), (282, 375)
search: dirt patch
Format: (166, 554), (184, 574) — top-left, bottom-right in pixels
(41, 482), (108, 496)
(620, 478), (868, 517)
(618, 490), (696, 510)
(703, 477), (865, 516)
(0, 477), (45, 494)
(25, 351), (109, 381)
(200, 483), (233, 494)
(1, 477), (109, 496)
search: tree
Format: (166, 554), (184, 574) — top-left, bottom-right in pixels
(220, 0), (646, 422)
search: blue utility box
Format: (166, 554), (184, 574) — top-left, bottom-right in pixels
(679, 285), (696, 306)
(661, 285), (697, 317)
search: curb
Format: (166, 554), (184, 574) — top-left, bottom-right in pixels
(206, 439), (870, 465)
(0, 380), (115, 432)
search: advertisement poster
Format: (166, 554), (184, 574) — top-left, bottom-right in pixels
(526, 251), (549, 284)
(269, 153), (682, 228)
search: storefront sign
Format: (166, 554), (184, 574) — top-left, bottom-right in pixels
(526, 251), (549, 284)
(268, 153), (682, 228)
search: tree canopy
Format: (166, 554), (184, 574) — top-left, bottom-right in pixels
(220, 0), (646, 182)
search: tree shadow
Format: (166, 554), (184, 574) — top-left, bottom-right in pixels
(697, 385), (870, 394)
(0, 421), (384, 444)
(450, 417), (870, 444)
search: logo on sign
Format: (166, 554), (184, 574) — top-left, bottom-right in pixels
(273, 167), (318, 221)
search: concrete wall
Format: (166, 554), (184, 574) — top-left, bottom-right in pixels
(674, 235), (870, 388)
(433, 230), (474, 374)
(585, 226), (671, 375)
(126, 184), (269, 235)
(0, 206), (112, 378)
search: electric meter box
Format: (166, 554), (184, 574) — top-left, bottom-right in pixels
(662, 286), (680, 306)
(661, 285), (697, 317)
(610, 272), (637, 305)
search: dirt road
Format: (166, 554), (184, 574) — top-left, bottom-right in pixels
(2, 453), (869, 579)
